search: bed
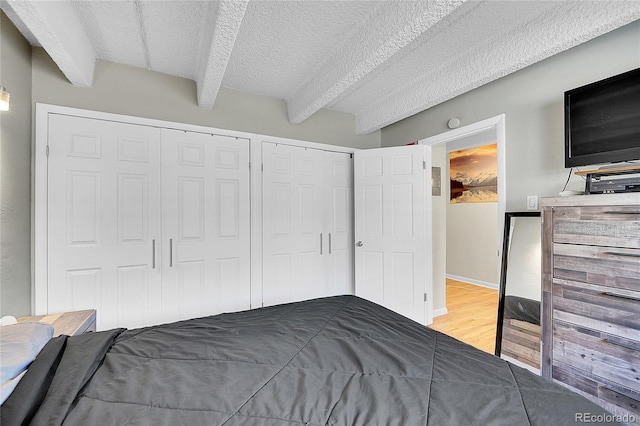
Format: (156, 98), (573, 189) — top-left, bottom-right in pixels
(1, 296), (619, 425)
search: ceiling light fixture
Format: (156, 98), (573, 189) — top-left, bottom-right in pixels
(0, 87), (10, 111)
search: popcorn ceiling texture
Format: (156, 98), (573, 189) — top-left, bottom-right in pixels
(354, 0), (640, 134)
(196, 1), (248, 109)
(4, 0), (96, 87)
(3, 0), (639, 134)
(285, 0), (466, 125)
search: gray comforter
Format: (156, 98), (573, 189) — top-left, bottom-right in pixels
(1, 296), (618, 425)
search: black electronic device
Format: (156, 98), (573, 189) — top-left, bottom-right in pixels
(565, 67), (640, 168)
(589, 175), (640, 194)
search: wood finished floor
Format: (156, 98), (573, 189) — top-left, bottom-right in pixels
(428, 279), (499, 354)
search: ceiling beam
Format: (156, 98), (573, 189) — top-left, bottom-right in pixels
(286, 0), (467, 125)
(355, 1), (640, 135)
(4, 0), (96, 87)
(196, 1), (248, 109)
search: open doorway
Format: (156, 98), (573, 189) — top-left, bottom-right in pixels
(418, 115), (505, 353)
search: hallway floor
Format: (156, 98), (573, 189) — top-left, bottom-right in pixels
(428, 279), (499, 354)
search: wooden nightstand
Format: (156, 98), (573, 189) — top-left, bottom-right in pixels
(17, 310), (96, 337)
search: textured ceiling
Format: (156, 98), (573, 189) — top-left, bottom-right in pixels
(3, 0), (640, 134)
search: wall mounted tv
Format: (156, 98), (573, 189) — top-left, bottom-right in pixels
(565, 67), (640, 168)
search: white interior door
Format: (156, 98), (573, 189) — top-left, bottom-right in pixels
(354, 145), (432, 325)
(47, 114), (162, 330)
(262, 143), (325, 306)
(161, 129), (251, 323)
(323, 151), (354, 296)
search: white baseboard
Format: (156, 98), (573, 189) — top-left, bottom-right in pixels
(446, 274), (499, 290)
(433, 307), (448, 317)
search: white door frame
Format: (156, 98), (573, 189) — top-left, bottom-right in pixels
(34, 103), (356, 315)
(418, 114), (506, 281)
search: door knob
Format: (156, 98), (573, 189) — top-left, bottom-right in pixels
(355, 241), (363, 247)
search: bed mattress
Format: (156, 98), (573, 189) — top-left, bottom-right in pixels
(1, 296), (618, 425)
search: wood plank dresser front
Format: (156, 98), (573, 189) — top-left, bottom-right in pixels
(541, 194), (640, 424)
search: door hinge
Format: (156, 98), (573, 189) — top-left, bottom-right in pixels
(46, 145), (50, 157)
(423, 160), (426, 170)
(248, 162), (251, 170)
(424, 293), (427, 302)
(261, 163), (264, 172)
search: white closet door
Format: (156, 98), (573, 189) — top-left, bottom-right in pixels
(323, 151), (354, 296)
(354, 145), (430, 325)
(48, 115), (162, 330)
(161, 129), (250, 323)
(262, 143), (324, 306)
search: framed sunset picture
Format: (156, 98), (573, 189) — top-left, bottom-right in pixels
(449, 143), (498, 203)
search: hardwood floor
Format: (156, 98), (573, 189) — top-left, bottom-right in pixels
(429, 279), (499, 354)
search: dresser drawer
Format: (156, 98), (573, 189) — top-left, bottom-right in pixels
(552, 279), (640, 341)
(553, 206), (640, 248)
(553, 243), (640, 293)
(553, 321), (640, 392)
(552, 362), (640, 421)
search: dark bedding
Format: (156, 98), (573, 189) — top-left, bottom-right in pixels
(503, 295), (541, 326)
(2, 296), (617, 425)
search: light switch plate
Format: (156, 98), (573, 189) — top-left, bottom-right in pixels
(527, 195), (539, 210)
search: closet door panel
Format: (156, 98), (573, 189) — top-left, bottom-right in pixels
(161, 130), (250, 323)
(324, 151), (354, 296)
(48, 115), (162, 330)
(262, 143), (324, 306)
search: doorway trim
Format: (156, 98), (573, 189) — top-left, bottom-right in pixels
(417, 114), (506, 316)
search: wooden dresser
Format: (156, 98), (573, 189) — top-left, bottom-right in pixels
(541, 194), (640, 423)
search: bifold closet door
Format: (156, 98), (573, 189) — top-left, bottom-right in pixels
(262, 143), (325, 305)
(47, 115), (162, 330)
(161, 129), (250, 323)
(323, 151), (354, 296)
(262, 143), (353, 306)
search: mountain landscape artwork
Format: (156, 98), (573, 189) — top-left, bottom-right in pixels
(449, 143), (498, 203)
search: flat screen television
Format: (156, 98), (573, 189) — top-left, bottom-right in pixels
(564, 67), (640, 168)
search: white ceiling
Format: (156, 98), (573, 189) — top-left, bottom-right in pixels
(3, 1), (639, 134)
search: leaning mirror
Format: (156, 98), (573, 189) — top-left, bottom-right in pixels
(495, 212), (542, 374)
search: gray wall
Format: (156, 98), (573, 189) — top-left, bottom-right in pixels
(0, 11), (32, 317)
(446, 202), (498, 286)
(32, 48), (381, 149)
(382, 20), (639, 314)
(445, 130), (501, 290)
(381, 20), (640, 211)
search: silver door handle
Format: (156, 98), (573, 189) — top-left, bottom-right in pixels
(320, 233), (323, 255)
(356, 241), (363, 247)
(152, 239), (156, 269)
(169, 238), (173, 267)
(328, 233), (332, 254)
